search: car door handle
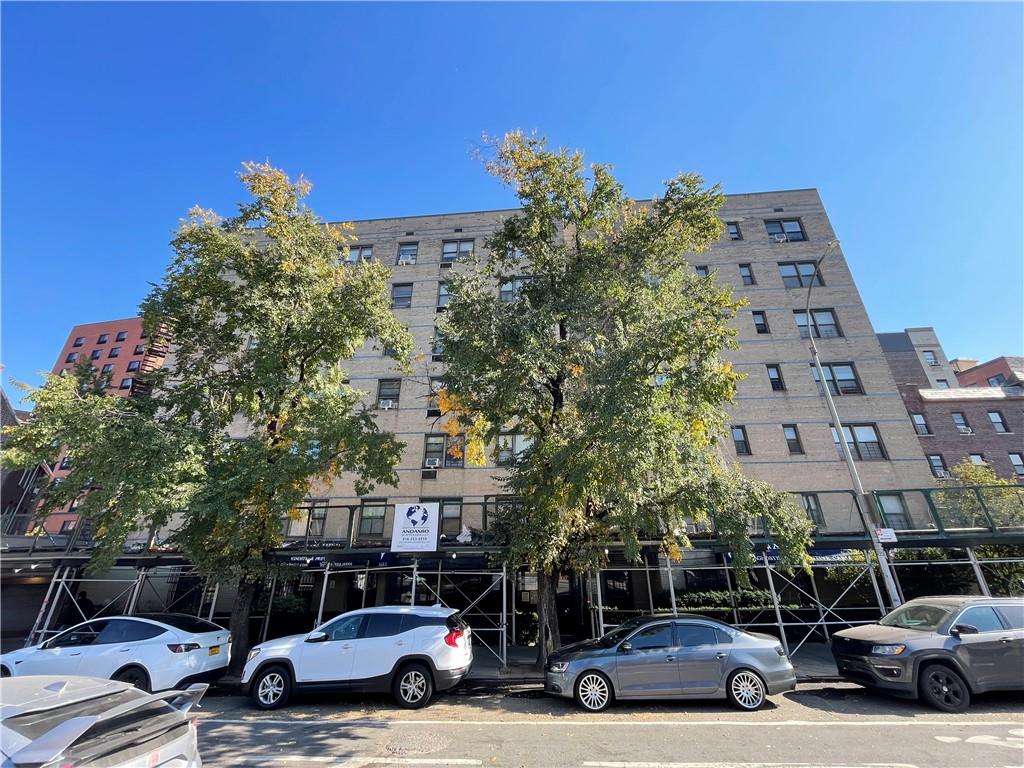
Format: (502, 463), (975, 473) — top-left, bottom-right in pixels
(69, 652), (81, 657)
(715, 652), (728, 659)
(341, 644), (353, 650)
(665, 655), (675, 662)
(119, 648), (131, 652)
(396, 640), (407, 646)
(999, 637), (1012, 644)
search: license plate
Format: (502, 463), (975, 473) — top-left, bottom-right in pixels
(209, 645), (220, 656)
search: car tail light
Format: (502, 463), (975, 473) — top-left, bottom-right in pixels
(444, 628), (465, 648)
(167, 643), (201, 653)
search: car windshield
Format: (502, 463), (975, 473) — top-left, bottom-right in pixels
(879, 602), (955, 631)
(596, 617), (650, 647)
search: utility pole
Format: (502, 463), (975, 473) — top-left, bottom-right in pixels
(805, 242), (902, 609)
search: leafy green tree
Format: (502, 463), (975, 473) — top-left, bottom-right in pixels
(438, 133), (813, 664)
(933, 460), (1024, 529)
(4, 164), (411, 670)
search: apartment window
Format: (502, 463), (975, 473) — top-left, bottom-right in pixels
(988, 411), (1009, 433)
(987, 373), (1007, 386)
(383, 345), (397, 358)
(497, 434), (533, 466)
(500, 277), (529, 302)
(307, 499), (328, 537)
(766, 219), (806, 242)
(695, 265), (710, 278)
(952, 412), (971, 433)
(72, 336), (85, 347)
(731, 426), (751, 455)
(424, 435), (445, 467)
(115, 331), (128, 342)
(794, 309), (841, 338)
(397, 243), (418, 265)
(437, 281), (451, 309)
(133, 344), (146, 355)
(127, 360), (141, 372)
(119, 378), (133, 390)
(345, 245), (374, 265)
(431, 328), (445, 362)
(445, 434), (465, 467)
(376, 379), (401, 409)
(778, 261), (822, 288)
(430, 498), (462, 537)
(927, 454), (948, 477)
(89, 349), (102, 361)
(59, 520), (77, 534)
(911, 414), (931, 436)
(726, 222), (742, 241)
(97, 334), (109, 344)
(391, 283), (413, 309)
(832, 424), (887, 460)
(752, 311), (770, 334)
(423, 434), (464, 468)
(802, 493), (824, 526)
(65, 352), (78, 363)
(108, 347), (121, 358)
(442, 239), (473, 264)
(427, 377), (443, 416)
(101, 364), (114, 374)
(783, 425), (803, 454)
(739, 264), (755, 286)
(1008, 453), (1024, 477)
(812, 363), (862, 395)
(968, 454), (986, 466)
(922, 350), (939, 366)
(358, 500), (386, 537)
(935, 379), (950, 389)
(877, 494), (911, 528)
(766, 364), (786, 391)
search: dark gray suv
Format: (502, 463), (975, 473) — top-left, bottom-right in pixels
(831, 596), (1024, 712)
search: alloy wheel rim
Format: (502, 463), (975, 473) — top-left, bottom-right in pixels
(731, 671), (765, 709)
(400, 671), (427, 703)
(578, 674), (609, 710)
(258, 673), (284, 705)
(928, 671), (963, 706)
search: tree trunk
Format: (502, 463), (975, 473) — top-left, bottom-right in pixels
(227, 576), (260, 677)
(534, 567), (562, 670)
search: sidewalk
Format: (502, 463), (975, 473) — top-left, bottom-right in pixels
(466, 642), (840, 685)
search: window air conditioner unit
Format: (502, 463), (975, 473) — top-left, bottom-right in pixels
(398, 256), (415, 266)
(928, 361), (941, 367)
(424, 458), (442, 468)
(439, 262), (453, 270)
(957, 425), (973, 434)
(772, 233), (788, 243)
(378, 399), (396, 410)
(935, 469), (952, 479)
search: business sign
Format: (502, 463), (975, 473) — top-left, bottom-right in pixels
(390, 502), (439, 553)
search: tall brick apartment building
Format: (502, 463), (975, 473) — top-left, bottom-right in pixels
(40, 317), (166, 533)
(303, 188), (936, 540)
(879, 327), (1024, 482)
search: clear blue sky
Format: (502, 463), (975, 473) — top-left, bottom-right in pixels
(3, 2), (1022, 394)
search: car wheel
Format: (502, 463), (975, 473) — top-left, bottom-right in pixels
(252, 665), (292, 710)
(727, 669), (767, 711)
(112, 666), (151, 693)
(574, 671), (613, 712)
(0, 665), (10, 678)
(393, 663), (434, 709)
(919, 664), (970, 713)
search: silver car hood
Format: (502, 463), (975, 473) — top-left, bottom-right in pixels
(835, 623), (927, 644)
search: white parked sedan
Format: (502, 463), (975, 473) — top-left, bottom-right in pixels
(0, 613), (230, 692)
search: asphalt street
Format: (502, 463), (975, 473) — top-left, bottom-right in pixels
(193, 683), (1024, 768)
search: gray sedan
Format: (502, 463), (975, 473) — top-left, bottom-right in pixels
(545, 615), (796, 712)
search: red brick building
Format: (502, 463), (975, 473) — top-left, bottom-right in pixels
(44, 318), (166, 532)
(952, 356), (1024, 389)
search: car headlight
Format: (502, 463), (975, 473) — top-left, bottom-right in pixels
(871, 644), (906, 655)
(246, 648), (262, 663)
(547, 661), (569, 673)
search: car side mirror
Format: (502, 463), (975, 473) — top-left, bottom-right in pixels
(305, 630), (328, 643)
(951, 624), (978, 638)
(619, 641), (633, 654)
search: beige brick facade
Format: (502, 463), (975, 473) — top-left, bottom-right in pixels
(312, 189), (936, 533)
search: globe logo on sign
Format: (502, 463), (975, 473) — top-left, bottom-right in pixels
(406, 504), (429, 527)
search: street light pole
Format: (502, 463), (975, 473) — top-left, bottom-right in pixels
(805, 243), (902, 609)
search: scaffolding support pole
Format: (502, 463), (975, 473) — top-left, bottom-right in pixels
(762, 552), (789, 656)
(864, 549), (888, 615)
(595, 570), (605, 636)
(126, 567), (148, 615)
(666, 558), (678, 617)
(500, 563), (508, 667)
(362, 565), (369, 608)
(260, 573), (277, 643)
(410, 560), (418, 606)
(315, 565), (331, 628)
(206, 582), (220, 622)
(965, 547), (991, 596)
(28, 566), (65, 647)
(808, 565), (829, 641)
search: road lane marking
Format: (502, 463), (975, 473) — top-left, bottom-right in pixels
(582, 763), (920, 768)
(201, 718), (1024, 728)
(209, 758), (482, 767)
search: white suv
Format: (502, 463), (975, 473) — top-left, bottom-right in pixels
(241, 606), (472, 709)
